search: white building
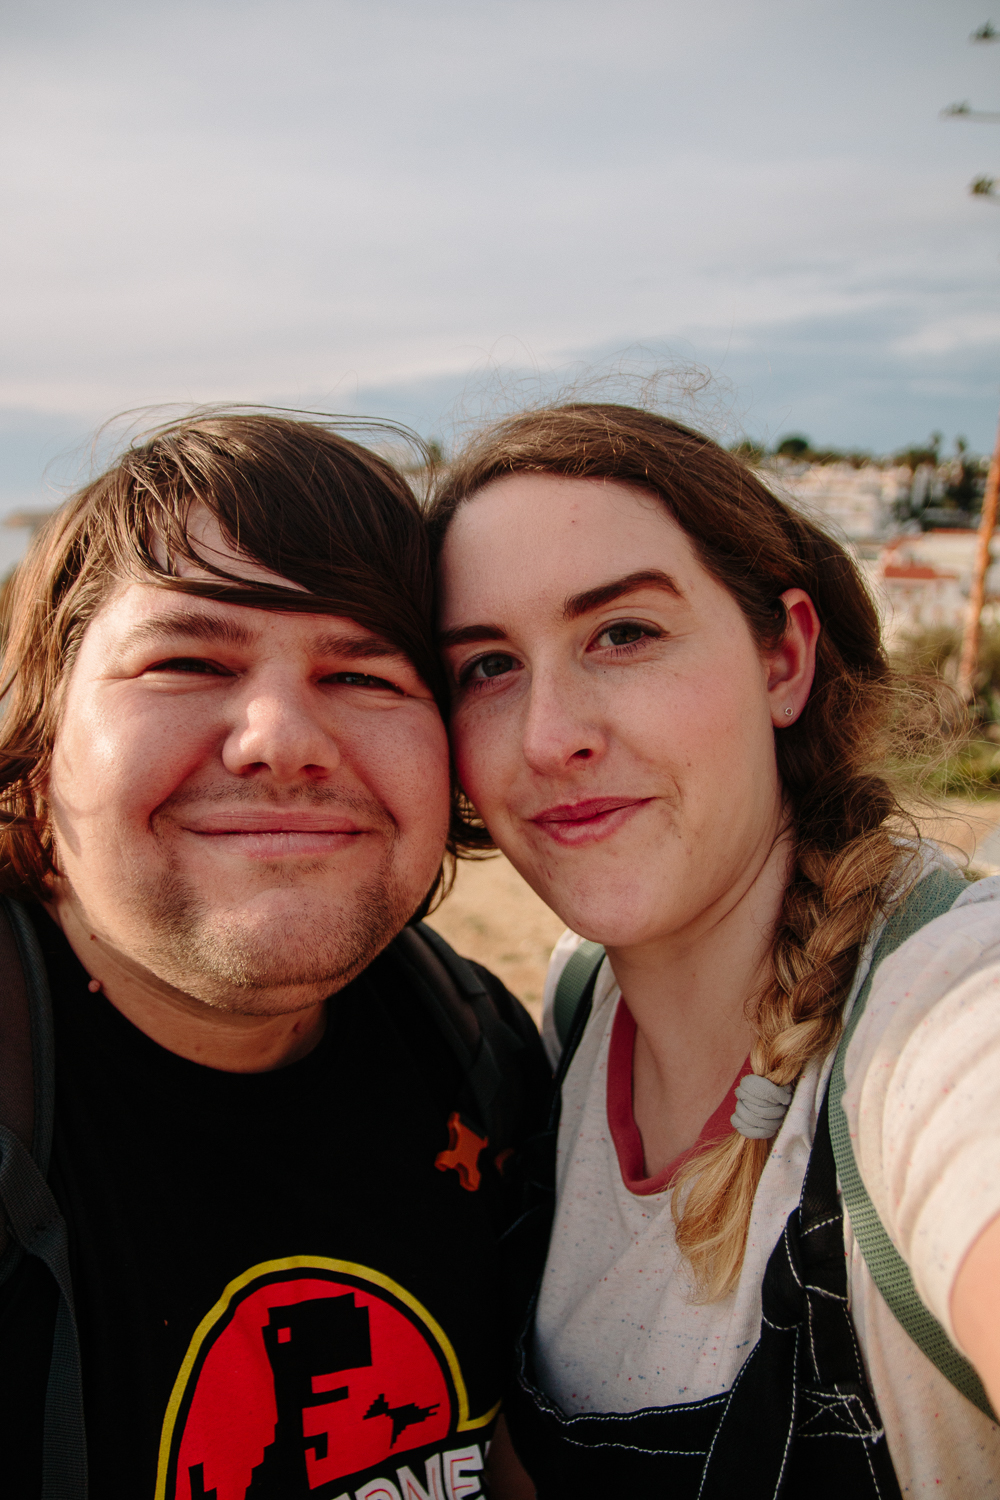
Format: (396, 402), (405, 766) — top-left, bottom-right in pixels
(767, 463), (911, 542)
(869, 530), (1000, 645)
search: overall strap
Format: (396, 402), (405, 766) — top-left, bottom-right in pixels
(828, 867), (994, 1422)
(552, 939), (605, 1050)
(0, 897), (88, 1499)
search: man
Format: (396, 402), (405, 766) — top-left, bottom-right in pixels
(0, 413), (548, 1500)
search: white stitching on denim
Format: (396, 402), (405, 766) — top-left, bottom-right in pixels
(770, 1326), (801, 1499)
(803, 1282), (848, 1303)
(806, 1292), (821, 1382)
(801, 1213), (842, 1237)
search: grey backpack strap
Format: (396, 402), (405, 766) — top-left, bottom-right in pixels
(553, 939), (605, 1049)
(828, 867), (995, 1421)
(0, 897), (88, 1498)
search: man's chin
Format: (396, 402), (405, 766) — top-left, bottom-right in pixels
(135, 868), (414, 1011)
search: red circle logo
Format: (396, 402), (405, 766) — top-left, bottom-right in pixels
(156, 1258), (480, 1499)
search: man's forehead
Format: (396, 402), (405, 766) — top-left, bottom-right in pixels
(94, 581), (409, 662)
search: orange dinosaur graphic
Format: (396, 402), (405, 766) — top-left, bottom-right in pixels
(434, 1113), (488, 1192)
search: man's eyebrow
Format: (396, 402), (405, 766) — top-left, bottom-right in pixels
(438, 624), (509, 650)
(310, 632), (410, 662)
(120, 613), (411, 664)
(118, 611), (259, 652)
(563, 569), (682, 620)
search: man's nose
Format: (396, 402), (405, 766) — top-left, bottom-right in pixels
(520, 666), (608, 776)
(221, 678), (341, 782)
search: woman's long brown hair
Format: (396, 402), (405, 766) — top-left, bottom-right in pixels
(429, 402), (943, 1299)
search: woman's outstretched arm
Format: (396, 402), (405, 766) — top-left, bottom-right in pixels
(952, 1212), (1000, 1415)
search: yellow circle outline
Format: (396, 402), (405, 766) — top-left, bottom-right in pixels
(154, 1254), (500, 1500)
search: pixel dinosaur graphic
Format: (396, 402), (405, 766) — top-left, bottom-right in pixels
(160, 1262), (463, 1500)
(243, 1293), (372, 1496)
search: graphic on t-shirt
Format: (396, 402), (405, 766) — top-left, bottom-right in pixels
(434, 1113), (488, 1192)
(155, 1256), (497, 1500)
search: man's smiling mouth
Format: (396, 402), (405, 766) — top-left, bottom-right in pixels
(181, 811), (374, 857)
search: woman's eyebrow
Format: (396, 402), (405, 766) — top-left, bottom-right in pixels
(439, 623), (508, 649)
(439, 570), (683, 647)
(563, 568), (682, 620)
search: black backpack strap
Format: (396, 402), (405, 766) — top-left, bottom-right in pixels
(391, 921), (532, 1154)
(0, 897), (88, 1499)
(0, 900), (54, 1158)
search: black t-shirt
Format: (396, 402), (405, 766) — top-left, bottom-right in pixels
(0, 906), (549, 1500)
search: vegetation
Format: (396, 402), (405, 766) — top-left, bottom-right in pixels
(729, 433), (987, 530)
(891, 623), (1000, 795)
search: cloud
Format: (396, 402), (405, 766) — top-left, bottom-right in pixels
(0, 0), (996, 524)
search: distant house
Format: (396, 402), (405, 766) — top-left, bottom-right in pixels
(871, 530), (1000, 643)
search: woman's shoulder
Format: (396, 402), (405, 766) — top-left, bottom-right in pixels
(866, 863), (1000, 1021)
(844, 868), (1000, 1338)
(844, 860), (1000, 1101)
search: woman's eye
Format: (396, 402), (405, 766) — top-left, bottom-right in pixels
(466, 653), (519, 683)
(595, 622), (653, 650)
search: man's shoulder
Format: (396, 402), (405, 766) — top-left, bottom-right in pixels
(375, 924), (551, 1149)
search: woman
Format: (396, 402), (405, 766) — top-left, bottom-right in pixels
(428, 404), (1000, 1497)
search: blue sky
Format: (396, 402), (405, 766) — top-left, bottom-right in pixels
(1, 0), (999, 565)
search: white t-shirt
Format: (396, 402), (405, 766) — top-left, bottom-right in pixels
(536, 871), (1000, 1496)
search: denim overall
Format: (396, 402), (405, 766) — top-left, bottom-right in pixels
(502, 977), (903, 1500)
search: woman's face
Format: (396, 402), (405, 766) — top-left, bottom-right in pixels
(439, 474), (817, 951)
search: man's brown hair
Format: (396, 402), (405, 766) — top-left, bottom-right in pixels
(0, 410), (453, 900)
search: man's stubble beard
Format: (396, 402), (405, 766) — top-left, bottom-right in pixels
(123, 846), (415, 1015)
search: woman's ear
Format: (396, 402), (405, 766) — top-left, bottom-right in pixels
(764, 589), (820, 727)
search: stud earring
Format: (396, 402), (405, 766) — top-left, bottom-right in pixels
(783, 706), (794, 718)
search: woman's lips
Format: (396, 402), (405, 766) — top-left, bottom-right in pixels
(529, 797), (651, 847)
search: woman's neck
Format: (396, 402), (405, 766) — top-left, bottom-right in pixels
(606, 829), (794, 1178)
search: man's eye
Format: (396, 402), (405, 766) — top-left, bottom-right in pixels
(146, 657), (226, 675)
(467, 653), (518, 683)
(326, 672), (403, 694)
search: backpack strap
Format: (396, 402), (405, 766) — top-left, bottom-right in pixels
(553, 939), (605, 1049)
(392, 921), (529, 1153)
(828, 867), (995, 1421)
(0, 897), (88, 1499)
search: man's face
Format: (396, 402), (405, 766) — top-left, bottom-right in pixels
(45, 525), (451, 1014)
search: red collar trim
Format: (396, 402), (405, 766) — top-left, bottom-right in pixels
(606, 998), (752, 1196)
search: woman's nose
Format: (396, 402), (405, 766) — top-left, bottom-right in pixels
(520, 669), (607, 776)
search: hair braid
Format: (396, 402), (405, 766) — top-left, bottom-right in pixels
(671, 812), (910, 1302)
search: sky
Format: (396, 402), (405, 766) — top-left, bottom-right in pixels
(1, 0), (999, 567)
